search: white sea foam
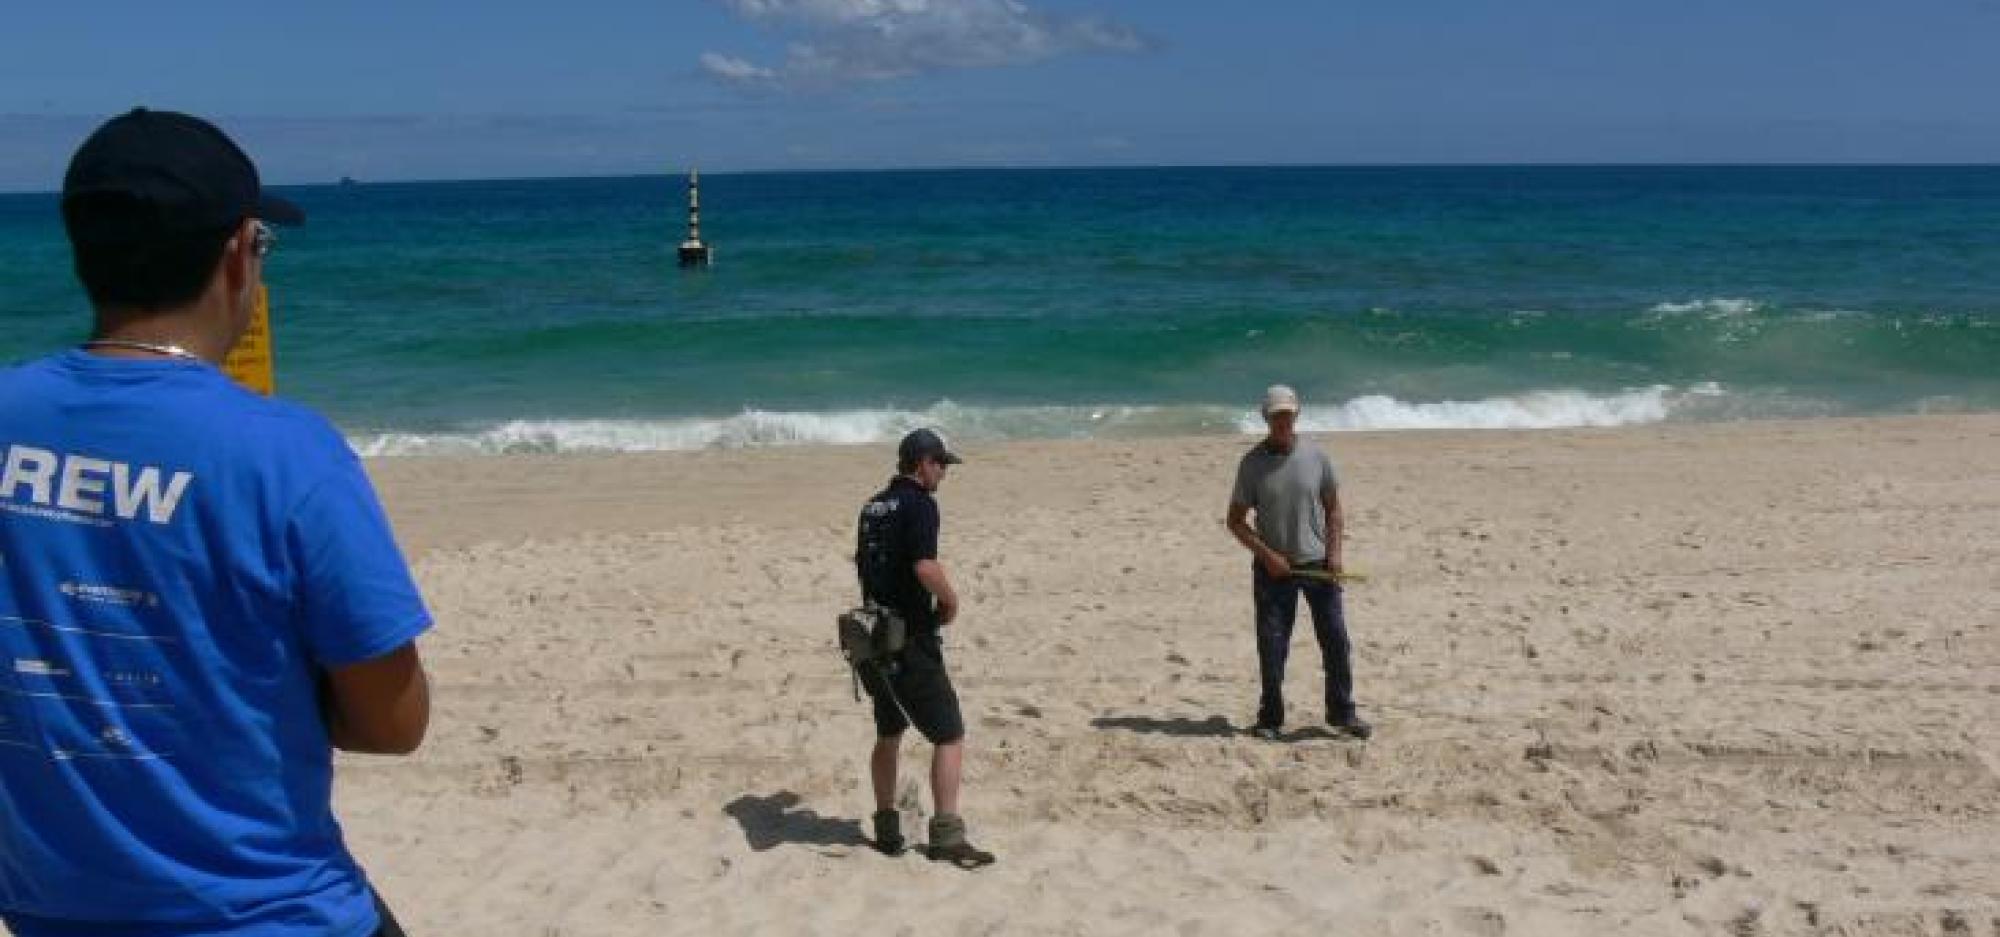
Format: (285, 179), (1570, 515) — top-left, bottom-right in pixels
(348, 386), (1739, 456)
(1647, 298), (1762, 317)
(352, 411), (924, 457)
(1255, 385), (1706, 433)
(1795, 309), (1869, 322)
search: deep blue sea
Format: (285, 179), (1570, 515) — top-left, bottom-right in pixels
(3, 166), (1995, 455)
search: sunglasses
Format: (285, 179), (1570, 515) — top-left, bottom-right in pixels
(249, 220), (276, 258)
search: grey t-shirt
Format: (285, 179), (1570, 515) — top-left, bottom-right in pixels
(1230, 440), (1338, 564)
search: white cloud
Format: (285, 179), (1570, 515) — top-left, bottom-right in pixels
(699, 52), (780, 86)
(702, 0), (1147, 90)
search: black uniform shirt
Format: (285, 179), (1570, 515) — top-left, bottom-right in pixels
(855, 476), (941, 632)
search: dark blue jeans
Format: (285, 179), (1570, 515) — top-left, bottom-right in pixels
(1252, 562), (1355, 728)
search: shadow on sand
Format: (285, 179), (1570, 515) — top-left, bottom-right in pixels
(723, 792), (868, 852)
(1089, 714), (1241, 738)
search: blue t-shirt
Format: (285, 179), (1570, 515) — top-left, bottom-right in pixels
(0, 351), (432, 937)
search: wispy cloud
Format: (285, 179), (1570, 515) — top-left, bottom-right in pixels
(699, 52), (780, 85)
(701, 0), (1148, 90)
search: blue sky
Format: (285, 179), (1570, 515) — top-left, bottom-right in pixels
(2, 0), (1996, 189)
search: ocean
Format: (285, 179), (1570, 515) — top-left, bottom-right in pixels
(2, 166), (1995, 455)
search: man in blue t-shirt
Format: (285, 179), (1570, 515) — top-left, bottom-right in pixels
(0, 109), (433, 937)
(853, 429), (993, 868)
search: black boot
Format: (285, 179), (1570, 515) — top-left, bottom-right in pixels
(872, 809), (905, 856)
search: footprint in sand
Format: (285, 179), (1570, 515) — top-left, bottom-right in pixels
(1451, 907), (1507, 936)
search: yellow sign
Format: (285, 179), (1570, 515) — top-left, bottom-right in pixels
(222, 285), (276, 396)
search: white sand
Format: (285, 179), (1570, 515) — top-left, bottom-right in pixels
(325, 415), (1992, 933)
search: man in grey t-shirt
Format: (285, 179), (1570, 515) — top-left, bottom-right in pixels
(1225, 385), (1371, 741)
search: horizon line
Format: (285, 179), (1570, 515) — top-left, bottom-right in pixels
(3, 159), (1998, 196)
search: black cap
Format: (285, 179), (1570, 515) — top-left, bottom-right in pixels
(62, 107), (304, 245)
(898, 428), (963, 466)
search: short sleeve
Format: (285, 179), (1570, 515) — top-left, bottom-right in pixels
(286, 455), (432, 668)
(1320, 450), (1339, 494)
(904, 494), (939, 563)
(1230, 456), (1257, 508)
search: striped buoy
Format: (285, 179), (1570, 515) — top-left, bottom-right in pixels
(677, 168), (711, 267)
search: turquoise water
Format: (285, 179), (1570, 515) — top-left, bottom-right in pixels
(3, 166), (1995, 454)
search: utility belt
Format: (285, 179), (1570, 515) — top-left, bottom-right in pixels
(837, 601), (908, 701)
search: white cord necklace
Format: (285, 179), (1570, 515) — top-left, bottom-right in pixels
(80, 339), (201, 362)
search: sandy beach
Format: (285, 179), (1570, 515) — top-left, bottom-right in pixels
(338, 414), (1999, 936)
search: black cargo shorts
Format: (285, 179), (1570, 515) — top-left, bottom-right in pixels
(860, 630), (964, 745)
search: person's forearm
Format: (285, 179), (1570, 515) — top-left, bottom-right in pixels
(915, 559), (957, 610)
(1326, 505), (1344, 567)
(1229, 517), (1280, 562)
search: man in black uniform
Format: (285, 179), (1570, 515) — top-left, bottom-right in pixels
(854, 428), (994, 868)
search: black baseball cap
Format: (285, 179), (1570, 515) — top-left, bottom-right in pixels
(898, 428), (963, 466)
(62, 107), (304, 245)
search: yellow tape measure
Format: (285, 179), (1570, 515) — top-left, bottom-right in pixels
(1287, 569), (1368, 585)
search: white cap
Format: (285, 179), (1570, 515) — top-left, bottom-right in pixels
(1261, 384), (1300, 415)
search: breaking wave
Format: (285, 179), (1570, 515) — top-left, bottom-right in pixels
(349, 385), (1737, 456)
